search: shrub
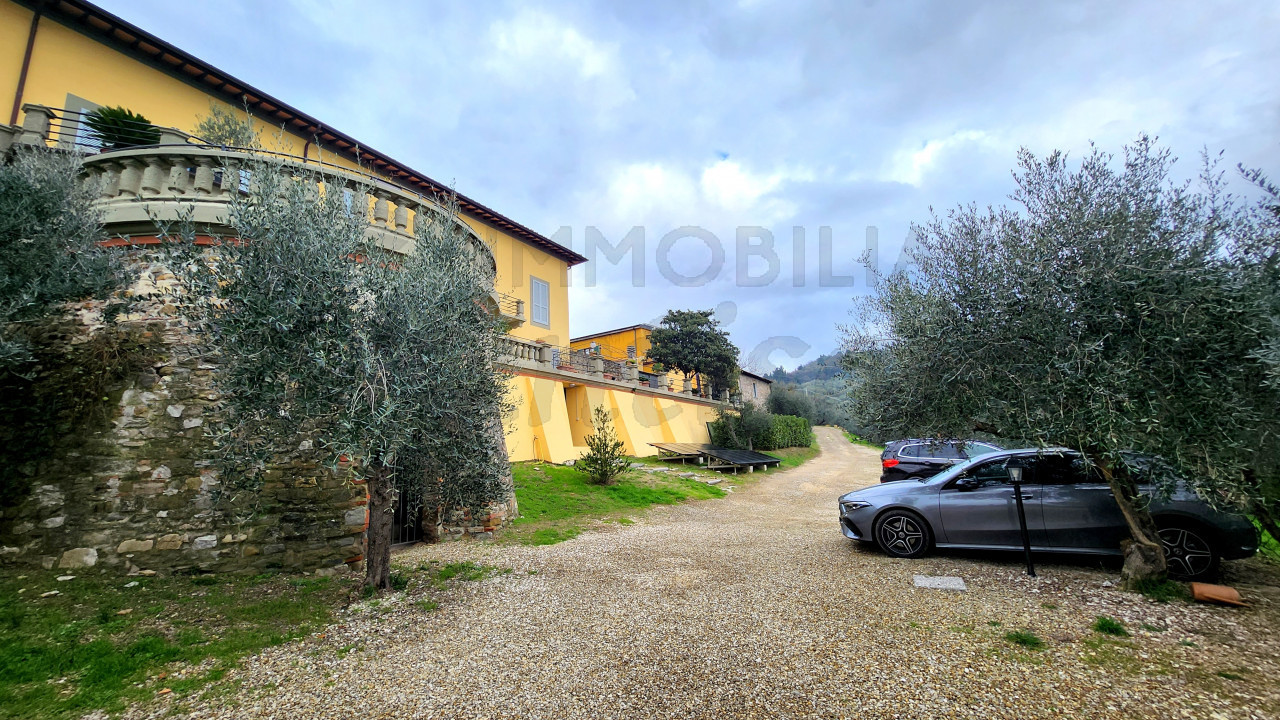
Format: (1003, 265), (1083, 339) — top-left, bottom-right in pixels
(764, 414), (814, 450)
(1003, 630), (1045, 650)
(1092, 616), (1129, 637)
(194, 101), (261, 148)
(710, 401), (772, 450)
(767, 385), (814, 419)
(579, 404), (629, 485)
(84, 106), (160, 149)
(711, 406), (814, 451)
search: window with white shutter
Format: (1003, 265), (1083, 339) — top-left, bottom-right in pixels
(531, 277), (550, 328)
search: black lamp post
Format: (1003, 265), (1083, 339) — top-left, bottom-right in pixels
(1006, 457), (1036, 577)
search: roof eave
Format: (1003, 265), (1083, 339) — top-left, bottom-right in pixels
(26, 0), (587, 267)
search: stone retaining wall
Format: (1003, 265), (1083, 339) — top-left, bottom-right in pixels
(0, 259), (366, 575)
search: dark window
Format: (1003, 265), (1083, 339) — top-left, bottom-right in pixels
(936, 443), (965, 460)
(967, 458), (1011, 488)
(1031, 455), (1078, 485)
(899, 445), (922, 459)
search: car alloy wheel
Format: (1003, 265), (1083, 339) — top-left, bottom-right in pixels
(1158, 526), (1216, 579)
(874, 511), (931, 558)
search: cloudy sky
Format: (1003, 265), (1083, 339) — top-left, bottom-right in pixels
(99, 0), (1280, 370)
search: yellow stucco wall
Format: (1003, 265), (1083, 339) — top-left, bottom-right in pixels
(474, 224), (571, 346)
(3, 2), (572, 344)
(505, 372), (717, 463)
(5, 3), (717, 466)
(570, 326), (709, 391)
(0, 2), (32, 122)
(571, 327), (651, 362)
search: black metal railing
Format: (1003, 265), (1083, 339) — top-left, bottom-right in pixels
(44, 107), (165, 153)
(493, 291), (524, 319)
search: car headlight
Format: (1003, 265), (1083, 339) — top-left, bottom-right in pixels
(840, 500), (872, 513)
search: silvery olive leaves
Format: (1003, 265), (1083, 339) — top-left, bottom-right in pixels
(843, 137), (1280, 516)
(161, 158), (513, 512)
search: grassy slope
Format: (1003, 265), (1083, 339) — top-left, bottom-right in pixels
(843, 429), (884, 451)
(0, 571), (357, 719)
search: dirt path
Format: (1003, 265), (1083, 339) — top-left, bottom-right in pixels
(165, 427), (1279, 720)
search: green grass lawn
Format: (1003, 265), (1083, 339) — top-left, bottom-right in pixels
(506, 441), (820, 546)
(0, 570), (358, 720)
(506, 461), (726, 545)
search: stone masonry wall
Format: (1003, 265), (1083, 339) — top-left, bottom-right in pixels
(0, 256), (370, 576)
(441, 495), (519, 541)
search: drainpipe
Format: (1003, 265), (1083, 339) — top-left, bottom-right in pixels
(9, 8), (41, 126)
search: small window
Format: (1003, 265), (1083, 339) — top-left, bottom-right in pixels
(530, 277), (550, 328)
(752, 382), (757, 399)
(63, 94), (102, 151)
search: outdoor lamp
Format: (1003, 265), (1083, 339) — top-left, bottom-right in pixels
(1006, 457), (1025, 484)
(1005, 457), (1035, 577)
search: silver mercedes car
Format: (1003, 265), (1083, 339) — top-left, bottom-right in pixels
(838, 448), (1258, 580)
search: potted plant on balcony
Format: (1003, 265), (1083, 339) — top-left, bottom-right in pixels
(85, 106), (161, 149)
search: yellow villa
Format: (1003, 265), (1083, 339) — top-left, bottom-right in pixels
(0, 0), (719, 465)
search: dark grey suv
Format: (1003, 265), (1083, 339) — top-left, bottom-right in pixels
(841, 448), (1258, 580)
(880, 439), (1002, 483)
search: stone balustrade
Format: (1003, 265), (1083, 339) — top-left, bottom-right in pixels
(6, 104), (498, 277)
(2, 105), (722, 404)
(496, 335), (724, 404)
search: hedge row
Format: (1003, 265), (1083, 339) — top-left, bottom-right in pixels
(763, 414), (814, 450)
(710, 411), (813, 451)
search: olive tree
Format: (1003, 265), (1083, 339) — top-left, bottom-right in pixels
(0, 147), (135, 506)
(165, 160), (512, 590)
(0, 147), (129, 372)
(843, 137), (1278, 585)
(193, 102), (262, 149)
(1231, 167), (1280, 544)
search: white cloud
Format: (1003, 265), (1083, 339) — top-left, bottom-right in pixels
(488, 9), (615, 80)
(887, 130), (997, 187)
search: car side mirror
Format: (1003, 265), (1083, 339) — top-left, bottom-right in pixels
(955, 476), (978, 491)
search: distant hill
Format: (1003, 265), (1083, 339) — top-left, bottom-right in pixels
(766, 353), (844, 385)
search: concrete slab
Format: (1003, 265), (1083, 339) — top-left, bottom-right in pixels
(912, 575), (967, 591)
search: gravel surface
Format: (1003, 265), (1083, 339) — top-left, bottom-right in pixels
(138, 427), (1280, 719)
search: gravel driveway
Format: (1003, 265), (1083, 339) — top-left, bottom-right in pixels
(156, 427), (1279, 720)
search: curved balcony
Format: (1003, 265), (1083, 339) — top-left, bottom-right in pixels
(5, 104), (498, 279)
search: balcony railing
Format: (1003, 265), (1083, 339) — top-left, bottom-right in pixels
(0, 106), (723, 402)
(496, 336), (724, 400)
(2, 105), (497, 277)
(489, 291), (525, 327)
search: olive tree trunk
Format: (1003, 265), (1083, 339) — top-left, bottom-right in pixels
(1096, 460), (1167, 586)
(364, 463), (395, 591)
